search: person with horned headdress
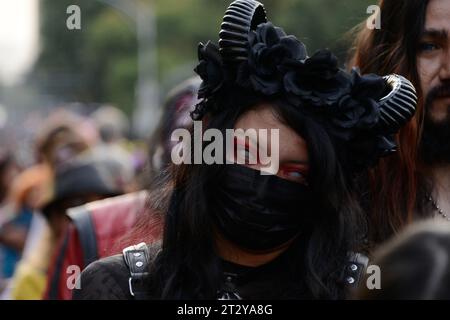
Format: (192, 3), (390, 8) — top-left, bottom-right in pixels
(74, 0), (417, 300)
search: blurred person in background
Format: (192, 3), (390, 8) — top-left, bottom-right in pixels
(349, 0), (450, 247)
(0, 149), (21, 205)
(44, 77), (199, 300)
(146, 77), (200, 182)
(91, 105), (129, 145)
(0, 166), (42, 285)
(34, 111), (92, 168)
(0, 161), (53, 298)
(0, 149), (26, 292)
(0, 150), (22, 229)
(356, 219), (450, 299)
(40, 153), (128, 240)
(9, 152), (127, 300)
(90, 105), (136, 192)
(2, 113), (92, 299)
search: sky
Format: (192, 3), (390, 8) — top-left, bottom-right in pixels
(0, 0), (39, 86)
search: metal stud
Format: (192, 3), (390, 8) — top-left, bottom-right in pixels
(133, 252), (141, 257)
(350, 264), (358, 272)
(426, 194), (450, 223)
(136, 261), (144, 268)
(346, 277), (355, 284)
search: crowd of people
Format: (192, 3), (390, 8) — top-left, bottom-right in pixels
(1, 0), (450, 300)
(0, 78), (198, 299)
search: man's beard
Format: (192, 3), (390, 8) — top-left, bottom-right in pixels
(419, 82), (450, 165)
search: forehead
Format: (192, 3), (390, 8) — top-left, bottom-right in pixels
(425, 0), (450, 30)
(235, 104), (281, 129)
(234, 104), (308, 160)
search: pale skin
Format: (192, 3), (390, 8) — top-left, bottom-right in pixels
(417, 0), (450, 215)
(215, 103), (310, 267)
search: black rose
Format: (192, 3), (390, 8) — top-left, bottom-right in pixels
(237, 22), (307, 95)
(329, 70), (395, 170)
(331, 70), (387, 133)
(333, 96), (379, 130)
(284, 50), (352, 107)
(350, 68), (388, 101)
(194, 41), (224, 99)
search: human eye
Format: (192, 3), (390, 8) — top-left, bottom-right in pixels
(418, 41), (440, 53)
(279, 166), (309, 185)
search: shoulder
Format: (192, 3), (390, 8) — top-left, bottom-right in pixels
(344, 252), (370, 290)
(72, 254), (132, 300)
(72, 242), (161, 300)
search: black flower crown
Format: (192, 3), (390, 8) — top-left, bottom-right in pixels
(193, 0), (417, 171)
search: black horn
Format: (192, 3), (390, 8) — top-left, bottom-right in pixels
(219, 0), (267, 64)
(378, 74), (418, 132)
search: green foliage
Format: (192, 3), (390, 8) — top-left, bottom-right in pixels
(34, 0), (137, 113)
(33, 0), (376, 115)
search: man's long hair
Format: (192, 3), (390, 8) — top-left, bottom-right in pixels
(348, 0), (429, 245)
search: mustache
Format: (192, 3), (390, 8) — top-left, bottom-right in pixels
(425, 82), (450, 107)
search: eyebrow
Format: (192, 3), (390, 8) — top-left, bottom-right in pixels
(420, 28), (449, 40)
(235, 135), (309, 165)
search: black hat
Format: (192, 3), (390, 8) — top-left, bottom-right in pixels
(42, 155), (126, 216)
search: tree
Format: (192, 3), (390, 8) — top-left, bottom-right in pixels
(30, 0), (376, 117)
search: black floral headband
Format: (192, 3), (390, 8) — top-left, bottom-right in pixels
(193, 0), (417, 171)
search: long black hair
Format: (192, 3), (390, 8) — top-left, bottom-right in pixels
(146, 86), (366, 299)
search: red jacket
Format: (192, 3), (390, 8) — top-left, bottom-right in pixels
(43, 191), (162, 300)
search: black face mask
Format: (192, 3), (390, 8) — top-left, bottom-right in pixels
(210, 164), (317, 251)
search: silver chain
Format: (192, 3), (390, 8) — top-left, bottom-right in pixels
(426, 194), (450, 222)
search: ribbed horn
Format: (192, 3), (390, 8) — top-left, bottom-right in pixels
(378, 74), (417, 132)
(219, 0), (267, 64)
